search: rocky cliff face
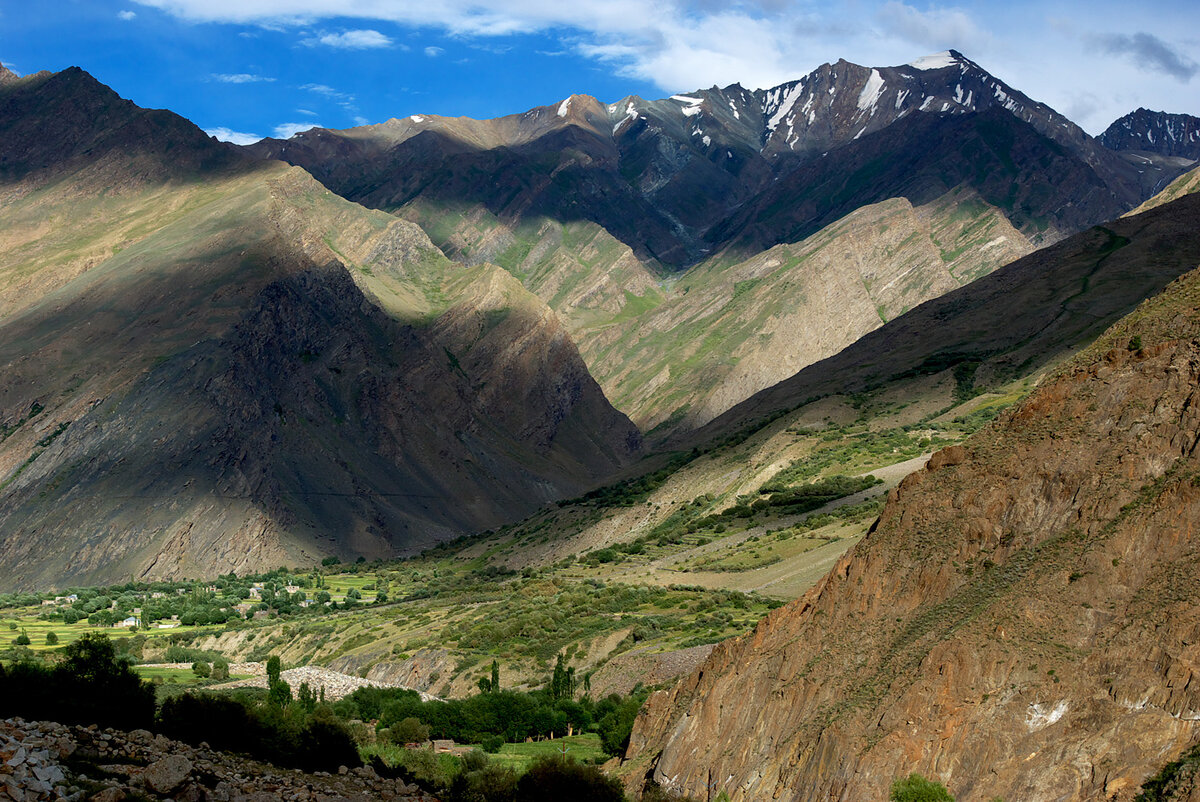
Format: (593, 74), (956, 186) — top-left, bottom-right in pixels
(622, 255), (1200, 799)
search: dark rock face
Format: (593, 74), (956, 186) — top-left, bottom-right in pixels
(0, 66), (248, 184)
(1100, 108), (1200, 160)
(621, 226), (1200, 800)
(0, 242), (640, 591)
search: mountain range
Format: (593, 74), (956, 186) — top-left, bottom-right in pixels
(0, 52), (1198, 595)
(4, 40), (1200, 802)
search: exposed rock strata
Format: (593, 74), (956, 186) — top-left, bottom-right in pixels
(622, 264), (1200, 800)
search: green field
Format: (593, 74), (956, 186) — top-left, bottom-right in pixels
(486, 734), (606, 772)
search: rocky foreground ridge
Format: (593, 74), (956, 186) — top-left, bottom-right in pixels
(621, 260), (1200, 800)
(0, 717), (434, 802)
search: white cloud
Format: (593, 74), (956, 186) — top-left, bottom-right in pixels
(305, 29), (394, 49)
(875, 2), (988, 51)
(211, 72), (276, 83)
(274, 121), (322, 138)
(296, 108), (318, 116)
(424, 46), (444, 57)
(1092, 31), (1197, 82)
(302, 82), (350, 99)
(118, 10), (137, 20)
(204, 126), (262, 145)
(132, 0), (1200, 133)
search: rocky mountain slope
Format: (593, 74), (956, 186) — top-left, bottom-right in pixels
(0, 67), (639, 591)
(621, 202), (1200, 798)
(408, 185), (1029, 436)
(1101, 108), (1200, 161)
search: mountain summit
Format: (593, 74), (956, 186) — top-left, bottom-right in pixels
(1100, 107), (1200, 160)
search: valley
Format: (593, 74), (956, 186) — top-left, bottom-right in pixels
(2, 38), (1200, 802)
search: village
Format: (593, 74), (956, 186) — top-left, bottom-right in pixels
(17, 566), (383, 633)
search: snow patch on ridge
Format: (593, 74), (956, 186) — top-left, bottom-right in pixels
(909, 51), (959, 71)
(765, 83), (806, 131)
(557, 98), (571, 117)
(857, 69), (885, 115)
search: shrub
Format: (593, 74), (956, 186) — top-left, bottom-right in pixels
(389, 716), (431, 744)
(515, 757), (625, 802)
(597, 695), (643, 757)
(44, 631), (58, 646)
(14, 629), (30, 646)
(192, 661), (211, 678)
(890, 773), (954, 802)
(159, 693), (360, 772)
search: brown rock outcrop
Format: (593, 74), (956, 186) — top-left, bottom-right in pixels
(622, 264), (1200, 800)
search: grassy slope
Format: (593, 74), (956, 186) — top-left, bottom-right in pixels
(399, 188), (1030, 441)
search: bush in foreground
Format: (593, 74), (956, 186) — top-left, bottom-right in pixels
(515, 757), (625, 802)
(891, 773), (954, 802)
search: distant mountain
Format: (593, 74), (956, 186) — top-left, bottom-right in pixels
(244, 51), (1187, 439)
(0, 68), (639, 591)
(1100, 107), (1200, 160)
(248, 50), (1167, 267)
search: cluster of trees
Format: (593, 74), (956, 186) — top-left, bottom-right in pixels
(334, 684), (645, 758)
(0, 633), (359, 772)
(422, 752), (626, 802)
(158, 692), (357, 772)
(0, 633), (642, 798)
(0, 633), (155, 730)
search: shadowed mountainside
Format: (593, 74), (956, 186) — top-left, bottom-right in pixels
(0, 67), (639, 591)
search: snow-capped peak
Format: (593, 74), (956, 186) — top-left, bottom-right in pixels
(909, 51), (960, 71)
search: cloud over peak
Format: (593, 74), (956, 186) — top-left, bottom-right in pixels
(1093, 31), (1197, 82)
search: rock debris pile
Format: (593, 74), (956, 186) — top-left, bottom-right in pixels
(211, 665), (438, 702)
(1, 717), (437, 802)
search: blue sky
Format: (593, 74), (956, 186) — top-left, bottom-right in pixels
(1, 0), (1197, 141)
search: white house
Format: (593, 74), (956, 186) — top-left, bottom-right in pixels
(115, 616), (139, 628)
